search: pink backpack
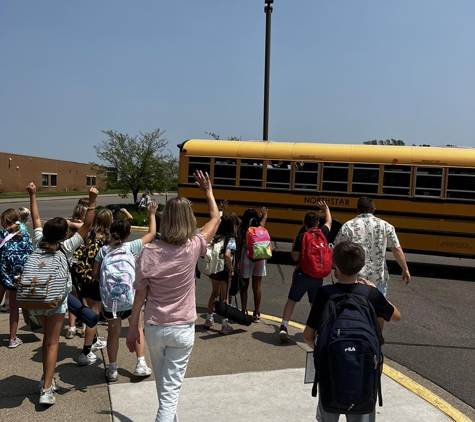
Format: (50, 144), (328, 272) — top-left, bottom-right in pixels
(246, 222), (272, 260)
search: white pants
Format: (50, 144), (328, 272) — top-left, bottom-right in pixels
(145, 322), (195, 422)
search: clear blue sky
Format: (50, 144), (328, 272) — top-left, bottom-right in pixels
(1, 0), (475, 163)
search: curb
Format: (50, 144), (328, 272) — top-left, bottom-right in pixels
(197, 305), (469, 422)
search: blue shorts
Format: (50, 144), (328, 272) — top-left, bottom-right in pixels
(288, 270), (323, 303)
(377, 282), (388, 297)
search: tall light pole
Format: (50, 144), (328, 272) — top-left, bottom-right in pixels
(263, 0), (273, 141)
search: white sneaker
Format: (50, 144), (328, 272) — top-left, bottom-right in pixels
(106, 366), (118, 382)
(77, 352), (98, 366)
(133, 361), (152, 377)
(8, 338), (23, 348)
(39, 388), (56, 405)
(91, 338), (107, 352)
(38, 378), (59, 392)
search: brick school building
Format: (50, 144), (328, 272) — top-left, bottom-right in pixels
(0, 152), (106, 194)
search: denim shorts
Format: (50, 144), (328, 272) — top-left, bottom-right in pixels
(31, 294), (69, 317)
(288, 270), (323, 303)
(377, 282), (388, 297)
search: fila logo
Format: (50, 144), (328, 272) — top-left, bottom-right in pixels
(345, 347), (356, 352)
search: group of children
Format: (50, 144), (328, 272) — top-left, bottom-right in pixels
(1, 188), (402, 420)
(202, 203), (269, 333)
(0, 184), (159, 405)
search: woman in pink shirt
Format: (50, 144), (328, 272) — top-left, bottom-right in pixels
(126, 170), (220, 422)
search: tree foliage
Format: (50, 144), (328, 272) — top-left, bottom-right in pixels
(363, 139), (405, 145)
(92, 128), (178, 202)
(205, 131), (242, 141)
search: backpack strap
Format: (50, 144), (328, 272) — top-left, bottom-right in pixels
(0, 231), (19, 249)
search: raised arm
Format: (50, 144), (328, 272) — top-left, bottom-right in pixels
(120, 208), (133, 221)
(77, 187), (99, 239)
(317, 201), (332, 230)
(260, 207), (268, 227)
(26, 183), (41, 229)
(139, 201), (158, 245)
(195, 170), (220, 243)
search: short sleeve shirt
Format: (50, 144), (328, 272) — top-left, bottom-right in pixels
(94, 239), (144, 264)
(33, 228), (84, 284)
(333, 214), (400, 286)
(306, 283), (395, 331)
(134, 234), (207, 325)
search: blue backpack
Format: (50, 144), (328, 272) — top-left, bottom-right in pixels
(0, 229), (34, 290)
(312, 284), (384, 415)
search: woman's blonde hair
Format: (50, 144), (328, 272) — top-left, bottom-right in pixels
(160, 197), (197, 246)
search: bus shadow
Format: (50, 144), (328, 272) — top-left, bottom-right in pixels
(387, 260), (474, 282)
(270, 250), (474, 282)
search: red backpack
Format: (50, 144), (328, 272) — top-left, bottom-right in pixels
(299, 227), (332, 278)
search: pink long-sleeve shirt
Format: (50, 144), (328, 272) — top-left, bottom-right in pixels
(134, 234), (206, 326)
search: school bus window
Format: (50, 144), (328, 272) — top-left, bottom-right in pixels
(352, 164), (379, 194)
(447, 168), (475, 200)
(214, 158), (237, 186)
(415, 167), (442, 197)
(266, 160), (290, 189)
(294, 161), (319, 190)
(383, 165), (411, 196)
(187, 157), (211, 183)
(322, 163), (349, 192)
(239, 160), (263, 188)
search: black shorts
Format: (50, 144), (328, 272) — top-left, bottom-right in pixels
(77, 281), (101, 302)
(103, 309), (132, 320)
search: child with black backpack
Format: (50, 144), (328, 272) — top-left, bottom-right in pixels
(303, 241), (401, 422)
(22, 183), (98, 406)
(279, 201), (332, 342)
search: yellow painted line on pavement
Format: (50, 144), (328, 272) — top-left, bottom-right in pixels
(383, 365), (471, 422)
(197, 307), (469, 422)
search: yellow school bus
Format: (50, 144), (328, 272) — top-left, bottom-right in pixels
(178, 139), (475, 258)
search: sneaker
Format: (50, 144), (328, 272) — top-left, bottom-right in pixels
(203, 318), (214, 329)
(39, 388), (56, 405)
(220, 325), (234, 335)
(8, 338), (23, 348)
(77, 352), (98, 366)
(91, 338), (107, 352)
(65, 328), (76, 339)
(252, 311), (260, 323)
(106, 366), (118, 382)
(279, 325), (289, 343)
(0, 303), (10, 312)
(133, 361), (152, 377)
(39, 378), (59, 392)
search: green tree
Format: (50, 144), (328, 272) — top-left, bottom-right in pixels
(92, 128), (178, 203)
(205, 131), (242, 141)
(363, 139), (405, 145)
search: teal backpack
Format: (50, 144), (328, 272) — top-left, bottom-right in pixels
(99, 244), (136, 318)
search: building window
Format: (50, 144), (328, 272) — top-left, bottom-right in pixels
(86, 176), (97, 186)
(42, 173), (57, 187)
